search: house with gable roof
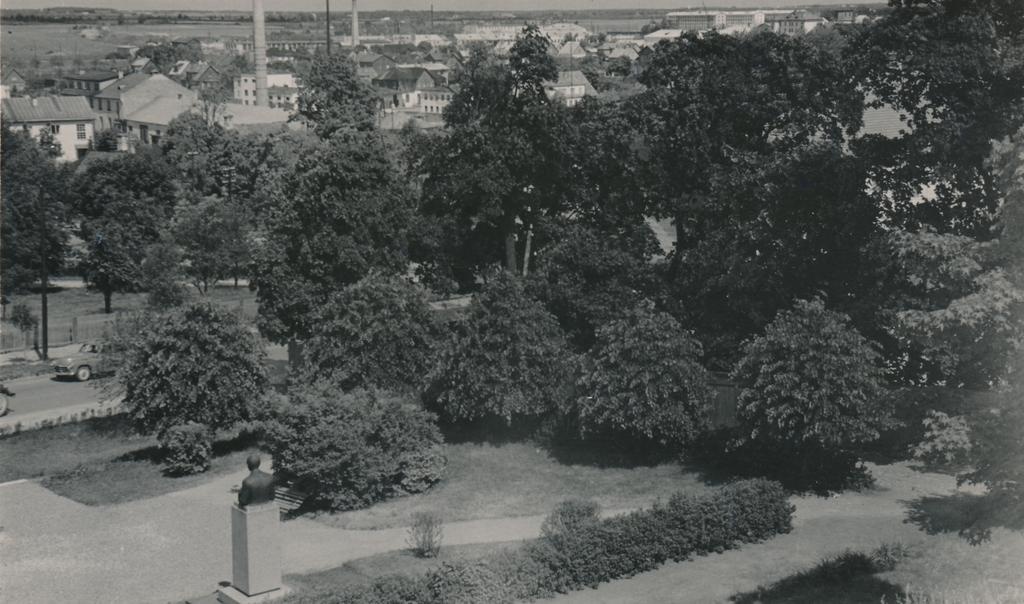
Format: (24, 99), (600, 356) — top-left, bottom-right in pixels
(2, 96), (97, 161)
(90, 72), (197, 134)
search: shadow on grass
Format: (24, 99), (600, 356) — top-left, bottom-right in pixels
(731, 552), (905, 604)
(904, 492), (1024, 544)
(113, 429), (263, 475)
(545, 436), (676, 469)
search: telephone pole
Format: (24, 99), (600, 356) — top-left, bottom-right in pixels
(325, 0), (331, 55)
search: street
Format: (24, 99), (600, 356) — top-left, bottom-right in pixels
(1, 373), (107, 418)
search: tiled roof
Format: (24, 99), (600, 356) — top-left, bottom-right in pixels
(1, 96), (96, 123)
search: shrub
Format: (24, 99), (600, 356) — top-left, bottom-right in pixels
(574, 304), (712, 447)
(161, 422), (213, 475)
(731, 298), (891, 488)
(425, 272), (574, 426)
(283, 478), (793, 603)
(912, 410), (973, 469)
(265, 385), (447, 511)
(540, 499), (601, 539)
(116, 303), (266, 443)
(407, 511), (444, 558)
(299, 274), (440, 392)
(9, 303), (38, 333)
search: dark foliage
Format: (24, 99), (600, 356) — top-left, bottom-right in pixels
(160, 422), (213, 476)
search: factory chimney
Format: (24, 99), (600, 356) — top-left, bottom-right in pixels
(252, 0), (269, 107)
(352, 0), (360, 48)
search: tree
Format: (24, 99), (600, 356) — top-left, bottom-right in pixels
(298, 274), (439, 392)
(92, 128), (120, 151)
(295, 52), (378, 137)
(252, 132), (415, 343)
(172, 196), (252, 294)
(574, 304), (712, 447)
(732, 298), (892, 452)
(507, 24), (558, 103)
(264, 385), (446, 511)
(425, 272), (574, 425)
(115, 303), (267, 443)
(847, 1), (1024, 236)
(1, 122), (71, 360)
(73, 147), (178, 313)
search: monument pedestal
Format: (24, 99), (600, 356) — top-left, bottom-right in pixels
(217, 502), (285, 604)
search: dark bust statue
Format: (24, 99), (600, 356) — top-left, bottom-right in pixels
(238, 454), (276, 508)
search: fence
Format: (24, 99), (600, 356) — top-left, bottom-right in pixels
(0, 298), (258, 353)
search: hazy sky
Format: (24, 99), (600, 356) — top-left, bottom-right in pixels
(3, 0), (876, 12)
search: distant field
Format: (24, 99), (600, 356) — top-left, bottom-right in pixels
(1, 24), (120, 64)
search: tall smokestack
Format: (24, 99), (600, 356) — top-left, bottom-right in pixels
(351, 0), (360, 48)
(252, 0), (268, 107)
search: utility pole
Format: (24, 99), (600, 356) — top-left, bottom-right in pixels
(325, 0), (331, 55)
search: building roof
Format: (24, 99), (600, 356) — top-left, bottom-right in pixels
(2, 69), (26, 84)
(220, 103), (291, 126)
(546, 70), (597, 96)
(64, 70), (119, 82)
(1, 96), (96, 123)
(267, 85), (299, 95)
(93, 72), (153, 99)
(374, 67), (441, 90)
(644, 29), (683, 41)
(557, 41), (588, 58)
(123, 95), (193, 126)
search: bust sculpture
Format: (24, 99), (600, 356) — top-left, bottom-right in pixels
(238, 454), (276, 508)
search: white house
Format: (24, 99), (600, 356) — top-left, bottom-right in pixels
(544, 71), (596, 107)
(234, 73), (301, 108)
(1, 96), (97, 162)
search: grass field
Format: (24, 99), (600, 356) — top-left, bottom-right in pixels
(311, 441), (707, 530)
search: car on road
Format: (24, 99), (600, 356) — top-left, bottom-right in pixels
(52, 342), (115, 381)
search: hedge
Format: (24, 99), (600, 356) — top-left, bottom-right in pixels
(282, 479), (794, 604)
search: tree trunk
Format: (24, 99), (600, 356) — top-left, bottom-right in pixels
(504, 231), (518, 274)
(103, 289), (112, 314)
(521, 225), (534, 277)
(40, 262), (49, 361)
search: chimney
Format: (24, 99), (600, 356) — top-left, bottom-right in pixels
(252, 0), (269, 107)
(352, 0), (360, 48)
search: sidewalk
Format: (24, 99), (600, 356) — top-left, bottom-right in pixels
(0, 462), (982, 604)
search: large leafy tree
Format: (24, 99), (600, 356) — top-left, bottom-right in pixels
(425, 272), (574, 425)
(575, 304), (712, 447)
(298, 274), (440, 392)
(732, 298), (892, 452)
(251, 132), (415, 343)
(73, 146), (178, 313)
(418, 25), (571, 279)
(848, 0), (1024, 235)
(0, 124), (70, 359)
(115, 303), (267, 441)
(171, 195), (252, 293)
(296, 52), (379, 137)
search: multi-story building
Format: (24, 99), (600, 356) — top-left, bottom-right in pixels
(60, 70), (119, 98)
(90, 72), (197, 133)
(1, 96), (97, 162)
(233, 73), (301, 108)
(665, 10), (791, 32)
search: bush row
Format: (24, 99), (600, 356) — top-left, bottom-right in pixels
(283, 478), (794, 604)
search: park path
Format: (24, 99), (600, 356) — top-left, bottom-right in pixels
(0, 462), (1000, 604)
(0, 467), (555, 604)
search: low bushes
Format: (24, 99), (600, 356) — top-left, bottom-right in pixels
(161, 422), (213, 475)
(264, 385), (447, 511)
(283, 478), (793, 604)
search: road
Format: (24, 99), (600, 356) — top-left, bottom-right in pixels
(1, 373), (107, 418)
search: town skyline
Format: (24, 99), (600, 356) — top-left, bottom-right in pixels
(3, 0), (880, 12)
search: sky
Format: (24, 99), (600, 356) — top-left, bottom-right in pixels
(3, 0), (878, 12)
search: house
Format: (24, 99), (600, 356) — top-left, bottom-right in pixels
(217, 102), (293, 134)
(557, 41), (588, 60)
(1, 96), (97, 162)
(91, 72), (197, 132)
(395, 62), (451, 85)
(769, 11), (829, 35)
(373, 67), (444, 108)
(352, 52), (397, 80)
(1, 69), (27, 98)
(121, 95), (195, 145)
(544, 70), (596, 107)
(233, 73), (301, 107)
(606, 46), (640, 61)
(168, 61), (223, 92)
(114, 45), (139, 59)
(131, 57), (159, 74)
(61, 70), (119, 97)
(642, 29), (683, 45)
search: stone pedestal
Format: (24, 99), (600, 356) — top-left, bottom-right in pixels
(218, 502), (283, 603)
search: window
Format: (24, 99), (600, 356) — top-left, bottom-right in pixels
(50, 124), (60, 134)
(77, 124), (87, 140)
(244, 89), (249, 96)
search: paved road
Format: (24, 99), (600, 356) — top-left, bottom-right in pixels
(1, 373), (107, 418)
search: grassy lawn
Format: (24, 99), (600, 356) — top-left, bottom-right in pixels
(282, 541), (520, 600)
(731, 551), (904, 603)
(310, 441), (709, 530)
(0, 415), (259, 504)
